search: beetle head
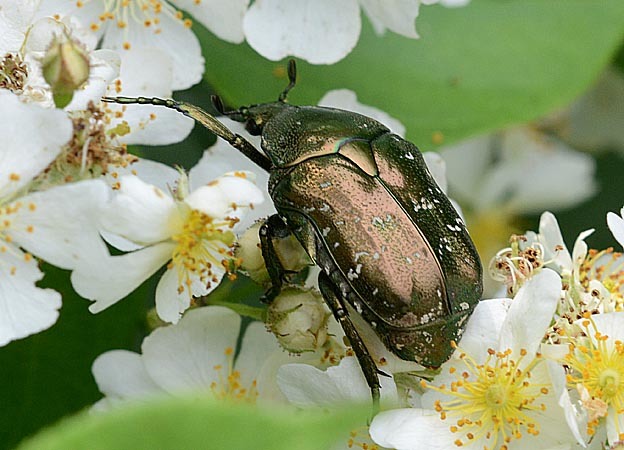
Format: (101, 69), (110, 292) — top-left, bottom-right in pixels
(210, 60), (298, 136)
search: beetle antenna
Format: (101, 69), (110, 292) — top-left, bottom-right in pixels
(101, 96), (271, 172)
(278, 59), (297, 103)
(211, 94), (246, 121)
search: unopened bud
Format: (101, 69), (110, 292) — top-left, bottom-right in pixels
(266, 287), (329, 353)
(42, 34), (90, 108)
(236, 222), (311, 285)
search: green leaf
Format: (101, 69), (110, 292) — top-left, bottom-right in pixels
(18, 397), (368, 450)
(197, 0), (624, 147)
(0, 265), (151, 449)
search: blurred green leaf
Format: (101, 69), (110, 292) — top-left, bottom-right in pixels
(198, 0), (624, 147)
(19, 397), (367, 450)
(0, 265), (150, 449)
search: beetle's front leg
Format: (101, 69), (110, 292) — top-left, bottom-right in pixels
(317, 271), (381, 415)
(259, 214), (292, 303)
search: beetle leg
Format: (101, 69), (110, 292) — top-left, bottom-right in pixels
(317, 271), (381, 415)
(259, 214), (293, 303)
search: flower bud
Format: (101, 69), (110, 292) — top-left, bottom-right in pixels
(266, 287), (329, 353)
(236, 222), (311, 285)
(42, 35), (90, 108)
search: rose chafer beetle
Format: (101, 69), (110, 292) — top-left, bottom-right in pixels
(103, 61), (483, 411)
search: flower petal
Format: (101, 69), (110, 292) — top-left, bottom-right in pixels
(498, 268), (561, 358)
(0, 91), (71, 196)
(243, 0), (361, 64)
(235, 321), (281, 389)
(141, 306), (241, 393)
(370, 408), (456, 450)
(107, 48), (194, 145)
(607, 209), (624, 250)
(171, 0), (248, 43)
(277, 356), (397, 409)
(11, 180), (110, 270)
(0, 246), (61, 346)
(92, 350), (160, 400)
(100, 14), (203, 90)
(359, 0), (423, 38)
(72, 242), (174, 313)
(0, 0), (37, 54)
(101, 175), (178, 245)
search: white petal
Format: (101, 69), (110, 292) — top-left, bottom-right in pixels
(92, 350), (160, 400)
(243, 0), (361, 65)
(571, 229), (594, 280)
(185, 174), (264, 219)
(277, 356), (396, 409)
(106, 48), (194, 145)
(101, 176), (178, 245)
(0, 246), (61, 346)
(189, 120), (263, 191)
(141, 306), (241, 393)
(359, 0), (423, 38)
(106, 158), (180, 194)
(498, 268), (561, 358)
(171, 0), (248, 43)
(369, 408), (456, 450)
(457, 298), (510, 355)
(607, 210), (624, 250)
(584, 312), (624, 348)
(101, 13), (203, 91)
(154, 266), (194, 324)
(439, 133), (493, 207)
(607, 405), (624, 445)
(536, 211), (573, 272)
(496, 127), (597, 215)
(235, 321), (281, 389)
(440, 0), (470, 7)
(318, 89), (405, 137)
(0, 91), (72, 196)
(72, 242), (174, 313)
(189, 128), (274, 229)
(547, 360), (588, 447)
(11, 180), (110, 270)
(0, 0), (37, 54)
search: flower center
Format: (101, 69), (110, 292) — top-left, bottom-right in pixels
(210, 347), (258, 404)
(489, 235), (544, 296)
(81, 0), (192, 49)
(0, 53), (28, 94)
(423, 344), (547, 449)
(169, 208), (236, 295)
(578, 248), (624, 310)
(566, 316), (624, 439)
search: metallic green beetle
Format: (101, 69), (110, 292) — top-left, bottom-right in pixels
(103, 61), (483, 410)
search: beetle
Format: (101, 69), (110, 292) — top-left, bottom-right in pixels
(103, 60), (483, 411)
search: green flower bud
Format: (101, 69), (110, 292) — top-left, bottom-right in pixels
(42, 35), (90, 108)
(266, 286), (329, 353)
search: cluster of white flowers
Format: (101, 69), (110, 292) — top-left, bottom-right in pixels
(7, 2), (622, 450)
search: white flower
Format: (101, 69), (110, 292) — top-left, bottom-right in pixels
(441, 126), (596, 295)
(92, 306), (284, 410)
(71, 161), (264, 323)
(0, 90), (109, 345)
(562, 312), (624, 446)
(0, 8), (120, 108)
(369, 269), (581, 450)
(36, 0), (208, 90)
(243, 0), (440, 65)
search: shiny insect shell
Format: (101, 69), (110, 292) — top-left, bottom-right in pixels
(102, 61), (483, 407)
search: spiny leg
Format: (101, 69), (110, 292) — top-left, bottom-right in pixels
(317, 270), (381, 415)
(259, 214), (294, 303)
(101, 96), (272, 172)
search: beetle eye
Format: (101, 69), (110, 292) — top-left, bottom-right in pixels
(245, 119), (262, 136)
